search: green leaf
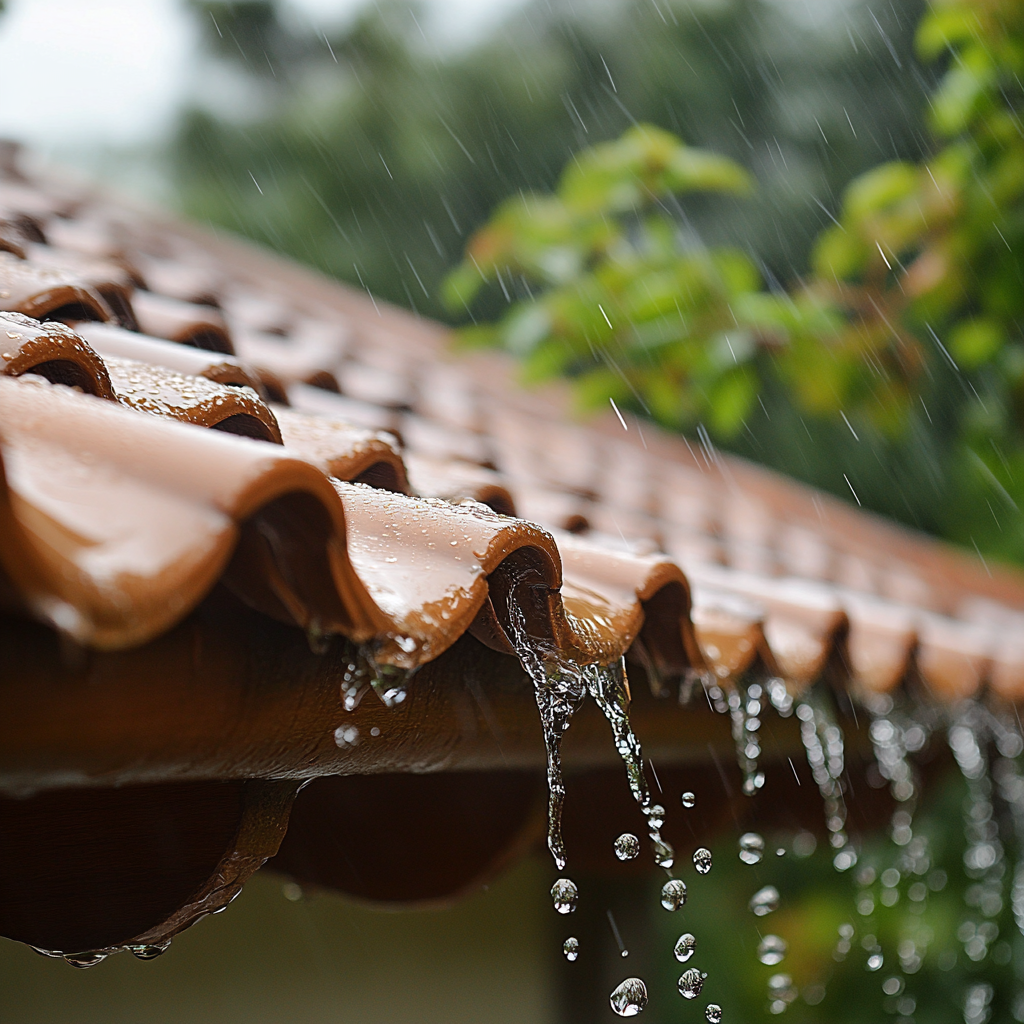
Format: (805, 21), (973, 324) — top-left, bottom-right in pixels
(950, 317), (1005, 368)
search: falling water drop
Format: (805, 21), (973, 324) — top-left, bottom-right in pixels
(551, 878), (578, 914)
(678, 968), (705, 999)
(563, 937), (579, 961)
(674, 933), (696, 962)
(749, 885), (780, 917)
(757, 934), (788, 965)
(739, 832), (764, 865)
(63, 952), (107, 969)
(610, 977), (648, 1016)
(615, 833), (641, 861)
(705, 1005), (723, 1023)
(693, 848), (713, 875)
(681, 791), (696, 809)
(661, 879), (688, 911)
(867, 953), (884, 971)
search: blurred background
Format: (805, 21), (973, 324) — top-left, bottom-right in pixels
(1, 0), (1022, 1021)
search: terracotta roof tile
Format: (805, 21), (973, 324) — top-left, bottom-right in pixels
(2, 160), (1024, 714)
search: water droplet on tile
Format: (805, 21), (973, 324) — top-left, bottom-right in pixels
(64, 952), (107, 969)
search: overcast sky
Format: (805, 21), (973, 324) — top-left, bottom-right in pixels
(0, 0), (527, 155)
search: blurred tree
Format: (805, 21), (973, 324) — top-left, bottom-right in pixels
(447, 0), (1024, 560)
(172, 0), (930, 322)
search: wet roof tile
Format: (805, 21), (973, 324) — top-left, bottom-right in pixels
(0, 159), (1023, 707)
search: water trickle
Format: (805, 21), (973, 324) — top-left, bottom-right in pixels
(796, 691), (856, 871)
(661, 878), (688, 911)
(757, 934), (787, 965)
(63, 951), (107, 969)
(615, 833), (640, 861)
(674, 932), (696, 962)
(586, 659), (674, 868)
(503, 598), (587, 869)
(729, 680), (765, 795)
(551, 877), (578, 914)
(705, 1004), (723, 1023)
(681, 791), (696, 809)
(678, 967), (705, 999)
(738, 832), (764, 865)
(749, 885), (780, 917)
(609, 977), (648, 1016)
(693, 847), (713, 874)
(563, 936), (579, 961)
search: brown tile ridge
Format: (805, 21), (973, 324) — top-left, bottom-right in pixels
(0, 249), (112, 323)
(72, 320), (261, 391)
(102, 355), (283, 444)
(61, 185), (1024, 611)
(272, 405), (409, 493)
(0, 311), (115, 399)
(552, 528), (703, 676)
(130, 290), (233, 355)
(403, 451), (516, 516)
(0, 375), (386, 649)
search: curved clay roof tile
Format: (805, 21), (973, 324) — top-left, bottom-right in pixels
(0, 251), (112, 323)
(0, 312), (115, 400)
(131, 290), (233, 355)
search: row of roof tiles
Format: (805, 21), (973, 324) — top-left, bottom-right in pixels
(0, 160), (1023, 707)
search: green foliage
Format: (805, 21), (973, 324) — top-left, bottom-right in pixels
(444, 125), (758, 430)
(449, 0), (1024, 561)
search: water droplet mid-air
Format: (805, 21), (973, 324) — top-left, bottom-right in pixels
(563, 936), (579, 961)
(678, 968), (705, 999)
(551, 877), (578, 914)
(693, 847), (713, 874)
(615, 833), (640, 861)
(661, 878), (688, 911)
(757, 934), (788, 965)
(610, 977), (648, 1016)
(681, 791), (696, 808)
(706, 1004), (723, 1023)
(674, 933), (696, 962)
(749, 885), (780, 916)
(739, 832), (764, 865)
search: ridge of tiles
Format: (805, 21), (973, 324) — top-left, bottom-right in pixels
(0, 162), (1022, 702)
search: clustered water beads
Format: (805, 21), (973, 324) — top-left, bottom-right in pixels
(563, 936), (579, 961)
(615, 833), (640, 861)
(678, 967), (705, 999)
(660, 879), (688, 911)
(550, 878), (578, 914)
(674, 933), (696, 962)
(609, 977), (648, 1017)
(693, 847), (713, 874)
